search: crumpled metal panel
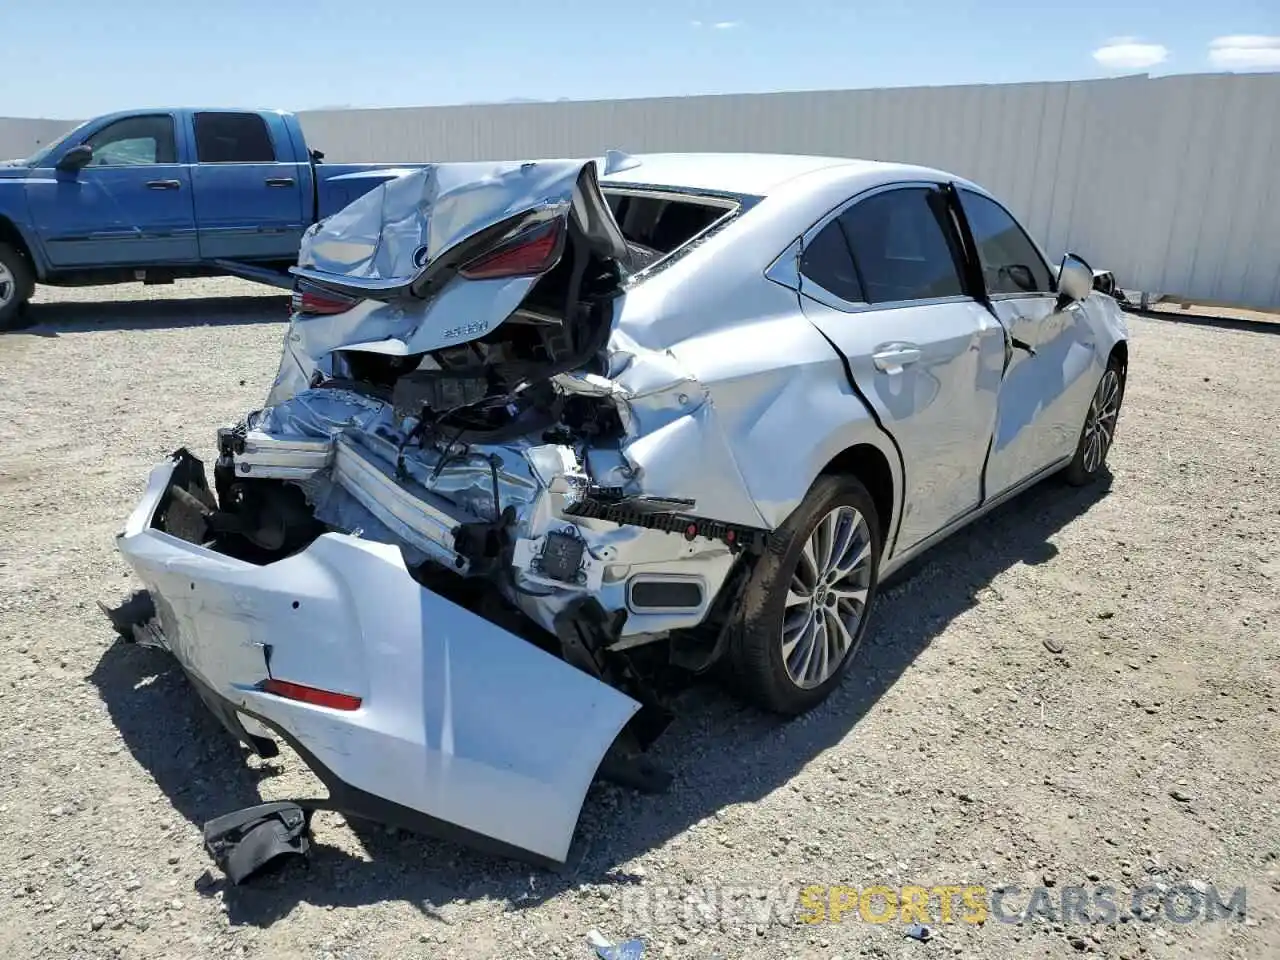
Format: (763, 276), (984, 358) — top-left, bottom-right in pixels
(269, 157), (633, 407)
(232, 372), (743, 638)
(116, 457), (640, 866)
(295, 158), (628, 287)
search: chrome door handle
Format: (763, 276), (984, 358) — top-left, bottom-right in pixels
(872, 344), (922, 373)
(145, 179), (181, 190)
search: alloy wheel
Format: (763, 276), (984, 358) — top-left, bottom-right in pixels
(1083, 369), (1122, 473)
(781, 505), (874, 689)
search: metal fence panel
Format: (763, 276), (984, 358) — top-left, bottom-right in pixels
(3, 73), (1278, 308)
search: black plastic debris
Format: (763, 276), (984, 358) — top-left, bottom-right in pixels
(203, 801), (312, 884)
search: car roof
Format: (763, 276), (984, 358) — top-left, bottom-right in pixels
(598, 152), (949, 199)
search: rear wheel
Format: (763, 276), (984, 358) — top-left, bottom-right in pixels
(1065, 356), (1125, 485)
(729, 474), (881, 715)
(0, 242), (35, 331)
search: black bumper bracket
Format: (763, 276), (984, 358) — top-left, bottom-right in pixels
(203, 801), (314, 885)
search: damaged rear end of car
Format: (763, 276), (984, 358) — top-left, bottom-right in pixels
(108, 155), (769, 878)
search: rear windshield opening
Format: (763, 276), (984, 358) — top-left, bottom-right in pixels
(603, 190), (738, 266)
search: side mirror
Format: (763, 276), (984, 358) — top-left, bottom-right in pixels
(1057, 253), (1093, 305)
(1003, 264), (1037, 293)
(56, 144), (93, 172)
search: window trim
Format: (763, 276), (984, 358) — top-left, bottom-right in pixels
(192, 110), (278, 165)
(82, 113), (177, 168)
(955, 186), (1056, 301)
(795, 180), (977, 314)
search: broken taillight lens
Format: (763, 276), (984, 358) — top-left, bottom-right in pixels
(291, 285), (358, 316)
(262, 678), (362, 711)
(459, 218), (564, 280)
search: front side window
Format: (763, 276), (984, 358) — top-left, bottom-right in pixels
(839, 187), (966, 304)
(193, 112), (276, 163)
(959, 190), (1052, 295)
(83, 115), (176, 166)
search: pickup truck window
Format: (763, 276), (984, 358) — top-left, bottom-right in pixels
(193, 112), (276, 163)
(83, 115), (177, 166)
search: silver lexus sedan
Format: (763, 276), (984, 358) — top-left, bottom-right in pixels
(109, 152), (1128, 868)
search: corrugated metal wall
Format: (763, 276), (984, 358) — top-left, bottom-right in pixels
(0, 117), (78, 160)
(4, 73), (1279, 308)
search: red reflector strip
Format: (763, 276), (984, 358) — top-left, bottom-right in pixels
(459, 219), (563, 280)
(262, 678), (362, 711)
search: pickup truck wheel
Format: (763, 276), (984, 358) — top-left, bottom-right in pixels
(0, 243), (35, 331)
(728, 474), (882, 716)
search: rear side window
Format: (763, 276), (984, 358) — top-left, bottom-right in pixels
(83, 115), (176, 166)
(193, 112), (276, 163)
(959, 189), (1052, 295)
(839, 187), (966, 304)
(799, 219), (864, 303)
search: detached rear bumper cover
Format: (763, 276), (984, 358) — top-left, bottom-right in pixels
(117, 453), (640, 866)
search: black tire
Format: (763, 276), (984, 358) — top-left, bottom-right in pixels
(728, 474), (882, 715)
(0, 242), (35, 331)
(1064, 354), (1126, 486)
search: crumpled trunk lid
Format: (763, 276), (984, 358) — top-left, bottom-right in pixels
(274, 158), (634, 396)
(293, 158), (629, 297)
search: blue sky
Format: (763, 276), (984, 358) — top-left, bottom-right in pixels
(1, 0), (1277, 118)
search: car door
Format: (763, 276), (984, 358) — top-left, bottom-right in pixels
(26, 113), (197, 267)
(190, 111), (306, 261)
(956, 188), (1099, 496)
(797, 183), (1007, 553)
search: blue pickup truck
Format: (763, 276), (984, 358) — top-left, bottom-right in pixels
(0, 107), (426, 328)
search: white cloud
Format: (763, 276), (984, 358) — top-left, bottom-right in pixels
(690, 18), (741, 29)
(1092, 38), (1169, 70)
(1208, 35), (1280, 70)
(713, 21), (739, 29)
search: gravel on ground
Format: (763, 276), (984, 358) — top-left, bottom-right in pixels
(1, 279), (1277, 960)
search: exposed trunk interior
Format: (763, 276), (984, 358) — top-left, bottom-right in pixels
(313, 189), (738, 441)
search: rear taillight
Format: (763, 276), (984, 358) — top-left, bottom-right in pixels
(262, 678), (362, 711)
(459, 218), (564, 280)
(291, 285), (358, 316)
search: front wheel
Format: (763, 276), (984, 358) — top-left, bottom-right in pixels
(1065, 356), (1125, 486)
(0, 242), (35, 331)
(728, 474), (882, 715)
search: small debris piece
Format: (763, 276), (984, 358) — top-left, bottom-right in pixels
(587, 929), (645, 960)
(904, 923), (932, 942)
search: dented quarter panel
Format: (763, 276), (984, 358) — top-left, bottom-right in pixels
(670, 314), (903, 532)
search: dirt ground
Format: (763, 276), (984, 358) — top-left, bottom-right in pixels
(0, 280), (1276, 960)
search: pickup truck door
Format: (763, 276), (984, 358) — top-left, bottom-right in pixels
(26, 113), (197, 267)
(189, 111), (307, 261)
(954, 188), (1099, 497)
(795, 184), (1006, 554)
